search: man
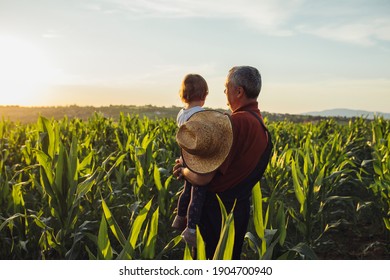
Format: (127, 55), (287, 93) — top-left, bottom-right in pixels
(173, 66), (272, 259)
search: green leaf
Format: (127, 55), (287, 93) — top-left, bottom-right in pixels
(12, 184), (24, 213)
(288, 242), (318, 260)
(141, 207), (159, 259)
(313, 165), (326, 193)
(37, 116), (56, 159)
(129, 198), (152, 248)
(196, 226), (207, 260)
(101, 198), (126, 247)
(244, 232), (261, 257)
(97, 214), (113, 260)
(35, 150), (54, 185)
(261, 229), (280, 260)
(85, 245), (97, 260)
(78, 150), (94, 171)
(383, 217), (390, 231)
(117, 198), (153, 260)
(54, 143), (65, 198)
(215, 195), (228, 226)
(0, 213), (24, 231)
(156, 235), (182, 259)
(291, 159), (305, 215)
(276, 202), (286, 246)
(213, 201), (235, 260)
(76, 168), (100, 199)
(252, 182), (265, 239)
(68, 136), (79, 182)
(153, 164), (163, 191)
(183, 244), (193, 260)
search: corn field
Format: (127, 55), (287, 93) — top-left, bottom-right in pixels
(0, 112), (389, 259)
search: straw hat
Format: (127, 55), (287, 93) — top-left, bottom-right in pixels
(176, 110), (233, 174)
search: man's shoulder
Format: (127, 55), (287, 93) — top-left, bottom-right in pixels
(231, 110), (260, 123)
(231, 110), (265, 137)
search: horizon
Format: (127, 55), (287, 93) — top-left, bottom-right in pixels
(1, 1), (389, 114)
(1, 104), (390, 117)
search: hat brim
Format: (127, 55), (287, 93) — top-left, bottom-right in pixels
(180, 110), (233, 174)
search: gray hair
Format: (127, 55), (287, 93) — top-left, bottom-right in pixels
(228, 66), (262, 98)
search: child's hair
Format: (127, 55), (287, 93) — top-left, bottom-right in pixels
(179, 74), (208, 103)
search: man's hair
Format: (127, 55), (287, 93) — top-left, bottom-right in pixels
(179, 74), (208, 103)
(228, 66), (262, 98)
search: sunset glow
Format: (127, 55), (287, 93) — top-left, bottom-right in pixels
(0, 36), (56, 105)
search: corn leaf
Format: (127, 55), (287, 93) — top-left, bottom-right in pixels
(35, 150), (54, 185)
(196, 225), (206, 260)
(37, 116), (55, 159)
(101, 198), (126, 247)
(213, 211), (235, 260)
(291, 159), (305, 214)
(183, 244), (193, 260)
(97, 214), (113, 260)
(141, 207), (159, 259)
(252, 182), (265, 239)
(117, 198), (153, 260)
(156, 235), (182, 259)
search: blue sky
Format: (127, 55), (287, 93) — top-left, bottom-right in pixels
(0, 0), (389, 114)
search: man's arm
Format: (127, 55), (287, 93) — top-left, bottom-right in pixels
(182, 167), (216, 186)
(173, 158), (216, 186)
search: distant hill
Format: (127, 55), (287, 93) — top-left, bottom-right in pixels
(303, 108), (390, 119)
(1, 105), (387, 124)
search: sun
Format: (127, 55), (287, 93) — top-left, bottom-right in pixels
(0, 36), (55, 106)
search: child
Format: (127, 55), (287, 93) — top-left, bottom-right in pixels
(172, 74), (208, 247)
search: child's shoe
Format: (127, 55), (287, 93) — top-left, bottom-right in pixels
(171, 215), (187, 231)
(181, 227), (196, 247)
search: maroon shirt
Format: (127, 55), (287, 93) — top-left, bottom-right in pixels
(208, 101), (268, 192)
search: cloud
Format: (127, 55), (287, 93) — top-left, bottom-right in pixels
(291, 1), (390, 46)
(104, 0), (303, 35)
(297, 17), (390, 46)
(42, 29), (63, 39)
(103, 0), (390, 44)
(84, 0), (390, 46)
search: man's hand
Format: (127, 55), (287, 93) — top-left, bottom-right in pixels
(173, 158), (184, 180)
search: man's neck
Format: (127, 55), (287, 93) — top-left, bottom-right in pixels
(231, 98), (258, 112)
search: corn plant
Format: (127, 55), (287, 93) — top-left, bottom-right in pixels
(366, 117), (390, 230)
(91, 197), (160, 260)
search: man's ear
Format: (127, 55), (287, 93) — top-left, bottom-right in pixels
(237, 86), (245, 97)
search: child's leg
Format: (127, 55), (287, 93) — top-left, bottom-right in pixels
(181, 186), (207, 247)
(176, 180), (192, 217)
(186, 186), (207, 229)
(172, 180), (192, 230)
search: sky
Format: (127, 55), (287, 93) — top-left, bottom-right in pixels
(0, 0), (389, 114)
